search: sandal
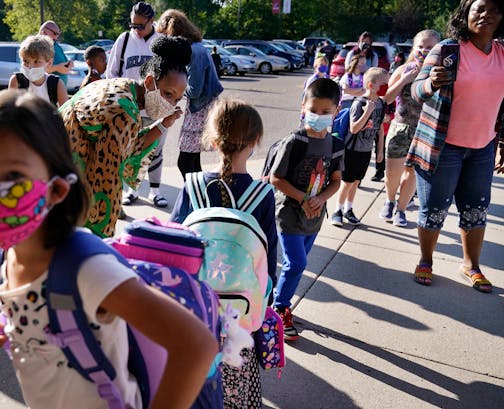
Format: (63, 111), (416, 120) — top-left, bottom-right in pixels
(122, 193), (138, 206)
(459, 265), (492, 293)
(414, 263), (433, 286)
(150, 194), (168, 208)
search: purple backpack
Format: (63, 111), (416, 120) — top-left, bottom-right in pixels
(44, 229), (222, 409)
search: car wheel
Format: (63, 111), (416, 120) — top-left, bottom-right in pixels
(227, 63), (237, 76)
(259, 62), (272, 74)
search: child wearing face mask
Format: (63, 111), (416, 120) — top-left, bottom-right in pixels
(9, 35), (68, 107)
(59, 36), (188, 238)
(303, 55), (330, 93)
(270, 78), (343, 341)
(0, 90), (218, 409)
(331, 67), (389, 227)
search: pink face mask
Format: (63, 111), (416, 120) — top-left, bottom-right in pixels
(0, 179), (51, 249)
(415, 48), (431, 64)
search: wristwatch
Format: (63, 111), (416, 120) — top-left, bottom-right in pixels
(154, 119), (168, 134)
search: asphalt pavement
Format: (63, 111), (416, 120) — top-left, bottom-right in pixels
(1, 69), (503, 408)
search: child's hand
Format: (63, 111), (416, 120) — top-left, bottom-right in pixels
(161, 107), (183, 128)
(307, 196), (324, 212)
(401, 65), (419, 83)
(364, 99), (376, 113)
(377, 150), (384, 164)
(301, 200), (317, 219)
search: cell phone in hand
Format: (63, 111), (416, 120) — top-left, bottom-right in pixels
(440, 44), (460, 81)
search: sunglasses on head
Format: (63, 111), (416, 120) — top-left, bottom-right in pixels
(46, 27), (60, 36)
(129, 22), (147, 30)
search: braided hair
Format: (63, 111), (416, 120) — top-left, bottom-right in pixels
(202, 99), (263, 204)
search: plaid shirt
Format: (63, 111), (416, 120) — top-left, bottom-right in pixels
(406, 39), (504, 173)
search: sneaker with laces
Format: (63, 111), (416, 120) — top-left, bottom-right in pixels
(331, 209), (343, 227)
(393, 210), (407, 227)
(379, 201), (395, 221)
(343, 209), (361, 225)
(275, 307), (299, 341)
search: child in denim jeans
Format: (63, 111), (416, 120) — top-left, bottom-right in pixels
(271, 78), (343, 340)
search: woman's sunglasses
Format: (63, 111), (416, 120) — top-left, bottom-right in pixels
(129, 22), (147, 30)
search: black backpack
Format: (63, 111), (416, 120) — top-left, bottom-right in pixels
(15, 72), (59, 106)
(260, 130), (344, 182)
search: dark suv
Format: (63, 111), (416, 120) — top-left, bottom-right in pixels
(222, 40), (304, 71)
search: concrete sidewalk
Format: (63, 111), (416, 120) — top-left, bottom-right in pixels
(1, 158), (503, 408)
(114, 158), (504, 409)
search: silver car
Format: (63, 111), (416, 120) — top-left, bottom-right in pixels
(204, 45), (256, 76)
(0, 42), (20, 88)
(224, 45), (290, 74)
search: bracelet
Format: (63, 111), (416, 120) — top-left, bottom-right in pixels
(154, 119), (168, 134)
(300, 193), (310, 204)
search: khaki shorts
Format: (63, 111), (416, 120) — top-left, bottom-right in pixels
(386, 121), (415, 159)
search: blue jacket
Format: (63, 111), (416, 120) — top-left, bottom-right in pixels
(186, 42), (223, 113)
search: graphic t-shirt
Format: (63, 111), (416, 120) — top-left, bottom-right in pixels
(0, 250), (141, 409)
(349, 96), (385, 152)
(272, 131), (343, 235)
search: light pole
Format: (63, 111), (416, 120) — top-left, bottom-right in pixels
(39, 0), (44, 25)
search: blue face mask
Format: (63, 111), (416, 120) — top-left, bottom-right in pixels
(317, 65), (328, 74)
(304, 112), (333, 132)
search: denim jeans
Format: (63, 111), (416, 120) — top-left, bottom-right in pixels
(415, 140), (495, 230)
(274, 232), (318, 309)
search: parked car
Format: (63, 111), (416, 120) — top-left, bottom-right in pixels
(393, 41), (413, 59)
(59, 43), (80, 52)
(0, 42), (20, 88)
(330, 41), (393, 79)
(80, 39), (115, 49)
(273, 39), (309, 65)
(64, 50), (86, 63)
(224, 45), (290, 74)
(222, 40), (304, 71)
(298, 37), (338, 50)
(65, 60), (89, 94)
(203, 45), (256, 76)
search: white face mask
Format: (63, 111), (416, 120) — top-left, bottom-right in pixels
(20, 65), (46, 82)
(144, 80), (176, 120)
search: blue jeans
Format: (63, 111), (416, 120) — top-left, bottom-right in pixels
(415, 141), (495, 230)
(274, 232), (318, 309)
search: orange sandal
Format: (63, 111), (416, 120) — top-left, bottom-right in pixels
(460, 266), (492, 293)
(414, 264), (433, 286)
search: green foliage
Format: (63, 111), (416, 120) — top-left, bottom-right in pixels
(0, 0), (463, 45)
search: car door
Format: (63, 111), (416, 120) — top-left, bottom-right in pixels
(0, 45), (20, 87)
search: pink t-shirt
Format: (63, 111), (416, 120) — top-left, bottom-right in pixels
(445, 41), (504, 148)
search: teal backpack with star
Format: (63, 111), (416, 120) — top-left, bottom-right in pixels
(183, 172), (273, 333)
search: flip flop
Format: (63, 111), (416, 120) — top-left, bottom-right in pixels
(151, 194), (168, 208)
(122, 193), (138, 206)
(414, 263), (433, 286)
(459, 266), (492, 293)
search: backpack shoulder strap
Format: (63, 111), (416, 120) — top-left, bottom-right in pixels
(237, 180), (273, 214)
(118, 31), (130, 77)
(15, 72), (29, 89)
(47, 74), (59, 106)
(46, 230), (128, 409)
(186, 171), (207, 210)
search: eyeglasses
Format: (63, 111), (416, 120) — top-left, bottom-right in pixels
(46, 27), (60, 37)
(129, 22), (147, 31)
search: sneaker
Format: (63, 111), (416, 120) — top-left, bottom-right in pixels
(406, 197), (415, 209)
(379, 201), (395, 221)
(331, 209), (343, 227)
(343, 209), (361, 225)
(275, 307), (299, 341)
(393, 210), (408, 227)
(148, 193), (168, 208)
(371, 171), (384, 182)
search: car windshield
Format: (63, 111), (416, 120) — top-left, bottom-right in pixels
(268, 43), (285, 52)
(247, 47), (267, 56)
(217, 47), (232, 56)
(225, 47), (238, 54)
(64, 52), (86, 62)
(273, 42), (291, 52)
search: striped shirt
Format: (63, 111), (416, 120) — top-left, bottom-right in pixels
(406, 39), (504, 173)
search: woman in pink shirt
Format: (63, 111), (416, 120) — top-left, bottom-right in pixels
(408, 0), (504, 292)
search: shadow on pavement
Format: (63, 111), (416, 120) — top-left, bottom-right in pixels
(291, 319), (504, 409)
(0, 351), (24, 405)
(304, 249), (504, 338)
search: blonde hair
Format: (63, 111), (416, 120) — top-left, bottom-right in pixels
(156, 9), (203, 44)
(313, 56), (328, 68)
(203, 98), (263, 185)
(19, 35), (54, 61)
(363, 67), (388, 87)
(405, 29), (441, 63)
(346, 55), (365, 74)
